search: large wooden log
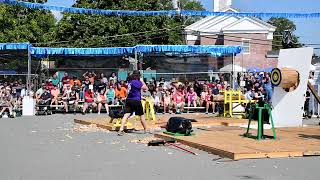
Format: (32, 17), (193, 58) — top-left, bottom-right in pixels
(271, 67), (299, 91)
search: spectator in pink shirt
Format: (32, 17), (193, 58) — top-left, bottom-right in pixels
(172, 87), (185, 114)
(186, 87), (197, 109)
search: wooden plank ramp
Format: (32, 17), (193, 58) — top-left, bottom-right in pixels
(74, 114), (255, 131)
(154, 126), (320, 160)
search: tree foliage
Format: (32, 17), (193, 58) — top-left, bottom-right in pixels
(0, 0), (55, 43)
(180, 0), (205, 10)
(48, 0), (204, 47)
(267, 17), (301, 50)
(0, 0), (55, 73)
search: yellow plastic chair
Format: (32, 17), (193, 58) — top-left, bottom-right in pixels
(142, 97), (156, 121)
(223, 90), (245, 118)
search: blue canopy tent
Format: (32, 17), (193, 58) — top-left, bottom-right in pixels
(0, 43), (242, 91)
(247, 67), (273, 73)
(31, 45), (242, 86)
(31, 47), (136, 58)
(30, 45), (241, 57)
(0, 43), (30, 50)
(0, 43), (32, 92)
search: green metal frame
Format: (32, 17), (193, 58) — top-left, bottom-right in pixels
(244, 103), (277, 140)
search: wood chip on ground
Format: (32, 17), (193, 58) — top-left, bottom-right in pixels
(72, 124), (110, 133)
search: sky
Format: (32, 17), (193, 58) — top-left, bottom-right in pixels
(46, 0), (320, 54)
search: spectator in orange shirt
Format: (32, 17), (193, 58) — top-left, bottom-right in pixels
(70, 76), (82, 88)
(115, 83), (127, 105)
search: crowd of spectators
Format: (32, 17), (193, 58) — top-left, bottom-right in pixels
(0, 71), (276, 118)
(0, 80), (26, 118)
(236, 72), (273, 103)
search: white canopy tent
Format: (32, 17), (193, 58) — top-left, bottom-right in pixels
(220, 64), (246, 72)
(219, 64), (246, 89)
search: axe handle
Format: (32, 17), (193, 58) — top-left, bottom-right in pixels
(166, 142), (197, 155)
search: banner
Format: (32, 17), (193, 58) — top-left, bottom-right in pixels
(2, 0), (320, 18)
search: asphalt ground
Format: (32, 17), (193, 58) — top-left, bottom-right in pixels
(0, 114), (319, 180)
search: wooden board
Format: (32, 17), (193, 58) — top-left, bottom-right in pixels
(74, 114), (255, 131)
(308, 81), (320, 104)
(155, 126), (320, 160)
(74, 118), (159, 131)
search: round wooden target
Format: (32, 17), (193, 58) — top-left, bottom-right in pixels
(271, 68), (282, 87)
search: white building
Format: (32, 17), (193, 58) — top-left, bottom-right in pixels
(184, 0), (277, 69)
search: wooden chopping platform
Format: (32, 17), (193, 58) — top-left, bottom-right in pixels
(155, 126), (320, 160)
(74, 114), (255, 131)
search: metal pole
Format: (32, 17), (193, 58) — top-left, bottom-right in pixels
(242, 53), (244, 72)
(27, 44), (31, 95)
(232, 53), (234, 89)
(134, 50), (138, 71)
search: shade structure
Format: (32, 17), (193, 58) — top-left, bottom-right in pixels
(30, 45), (241, 57)
(135, 45), (241, 56)
(0, 43), (30, 50)
(220, 64), (246, 72)
(0, 43), (242, 57)
(31, 47), (135, 58)
(247, 67), (274, 73)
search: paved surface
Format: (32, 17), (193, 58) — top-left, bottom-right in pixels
(0, 114), (319, 180)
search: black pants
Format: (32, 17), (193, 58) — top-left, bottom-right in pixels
(39, 101), (51, 111)
(124, 100), (144, 116)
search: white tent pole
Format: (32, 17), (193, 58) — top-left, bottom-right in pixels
(134, 49), (138, 71)
(27, 44), (31, 95)
(232, 53), (234, 89)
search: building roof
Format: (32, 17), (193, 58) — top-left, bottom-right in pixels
(185, 8), (276, 35)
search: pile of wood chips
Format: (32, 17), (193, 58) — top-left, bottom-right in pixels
(73, 124), (110, 133)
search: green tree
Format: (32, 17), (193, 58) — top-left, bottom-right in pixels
(0, 0), (55, 74)
(267, 17), (301, 50)
(180, 0), (204, 10)
(0, 0), (55, 43)
(179, 0), (204, 26)
(48, 0), (204, 47)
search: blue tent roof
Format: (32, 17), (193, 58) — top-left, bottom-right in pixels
(0, 43), (30, 50)
(0, 43), (242, 57)
(135, 45), (241, 56)
(247, 67), (274, 73)
(31, 47), (135, 58)
(32, 45), (241, 57)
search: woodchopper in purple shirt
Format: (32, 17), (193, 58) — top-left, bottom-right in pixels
(118, 70), (149, 136)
